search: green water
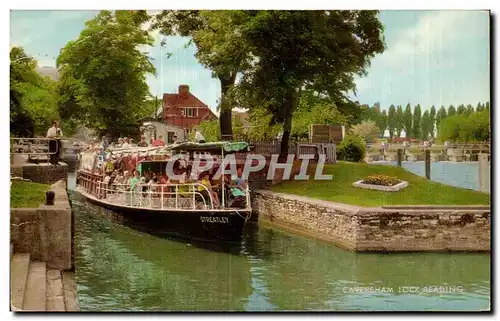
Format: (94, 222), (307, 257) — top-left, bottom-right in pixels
(71, 196), (490, 311)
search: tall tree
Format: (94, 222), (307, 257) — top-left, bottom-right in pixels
(375, 109), (387, 135)
(57, 10), (156, 138)
(429, 105), (436, 138)
(412, 104), (422, 139)
(465, 104), (474, 115)
(476, 102), (484, 112)
(435, 106), (447, 134)
(439, 111), (490, 143)
(395, 105), (404, 137)
(456, 104), (466, 115)
(485, 102), (490, 112)
(387, 104), (396, 138)
(235, 10), (385, 155)
(10, 46), (59, 137)
(403, 103), (413, 138)
(421, 110), (431, 140)
(153, 11), (252, 140)
(447, 105), (456, 117)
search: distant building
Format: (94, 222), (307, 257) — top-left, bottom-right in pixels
(141, 85), (217, 143)
(36, 66), (59, 81)
(162, 85), (217, 133)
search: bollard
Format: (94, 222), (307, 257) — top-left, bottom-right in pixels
(46, 191), (55, 205)
(478, 153), (490, 193)
(425, 150), (431, 180)
(397, 149), (402, 167)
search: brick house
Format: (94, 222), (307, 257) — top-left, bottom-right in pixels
(162, 85), (217, 135)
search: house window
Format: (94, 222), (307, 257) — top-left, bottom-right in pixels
(184, 108), (195, 117)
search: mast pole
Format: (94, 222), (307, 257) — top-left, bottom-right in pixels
(221, 147), (225, 209)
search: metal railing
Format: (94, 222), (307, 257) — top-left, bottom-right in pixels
(77, 174), (251, 211)
(10, 137), (59, 155)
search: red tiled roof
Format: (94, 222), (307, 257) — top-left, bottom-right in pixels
(163, 93), (208, 108)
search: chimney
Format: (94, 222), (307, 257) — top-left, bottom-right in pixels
(178, 85), (189, 97)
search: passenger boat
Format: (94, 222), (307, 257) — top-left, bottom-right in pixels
(75, 141), (253, 243)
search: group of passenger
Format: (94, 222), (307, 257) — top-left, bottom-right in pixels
(99, 161), (247, 209)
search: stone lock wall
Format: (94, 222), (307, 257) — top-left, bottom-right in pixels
(355, 209), (490, 252)
(11, 180), (73, 270)
(21, 163), (68, 186)
(252, 190), (490, 252)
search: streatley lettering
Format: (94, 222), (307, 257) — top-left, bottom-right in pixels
(200, 216), (229, 223)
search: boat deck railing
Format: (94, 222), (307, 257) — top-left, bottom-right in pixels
(77, 174), (251, 211)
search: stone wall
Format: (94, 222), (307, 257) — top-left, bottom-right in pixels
(11, 180), (73, 270)
(21, 162), (68, 186)
(252, 190), (490, 252)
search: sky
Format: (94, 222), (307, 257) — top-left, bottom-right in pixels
(10, 10), (490, 114)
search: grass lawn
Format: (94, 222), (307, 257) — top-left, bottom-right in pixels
(270, 162), (490, 207)
(10, 180), (50, 208)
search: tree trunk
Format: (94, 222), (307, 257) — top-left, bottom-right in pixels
(279, 89), (297, 160)
(219, 77), (234, 141)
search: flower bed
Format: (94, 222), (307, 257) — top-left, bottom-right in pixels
(353, 174), (408, 192)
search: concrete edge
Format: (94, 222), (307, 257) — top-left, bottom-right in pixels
(254, 189), (491, 214)
(254, 189), (362, 214)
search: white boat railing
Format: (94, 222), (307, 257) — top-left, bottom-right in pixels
(77, 174), (251, 211)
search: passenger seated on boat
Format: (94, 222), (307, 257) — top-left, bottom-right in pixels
(104, 157), (114, 175)
(128, 171), (141, 191)
(197, 172), (220, 208)
(228, 168), (247, 208)
(159, 174), (168, 185)
(114, 170), (124, 185)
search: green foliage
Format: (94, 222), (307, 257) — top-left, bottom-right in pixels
(421, 110), (431, 140)
(192, 120), (220, 142)
(403, 104), (412, 138)
(447, 105), (456, 117)
(429, 105), (436, 138)
(412, 104), (421, 139)
(377, 109), (387, 133)
(234, 10), (385, 154)
(438, 110), (490, 142)
(465, 104), (474, 115)
(191, 114), (249, 142)
(395, 105), (404, 137)
(476, 102), (484, 112)
(291, 91), (349, 139)
(387, 104), (396, 138)
(350, 120), (380, 142)
(436, 106), (447, 133)
(57, 10), (156, 139)
(10, 46), (59, 137)
(246, 107), (282, 140)
(337, 134), (367, 162)
(456, 104), (466, 115)
(362, 174), (400, 186)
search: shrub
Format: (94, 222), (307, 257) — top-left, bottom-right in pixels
(362, 174), (400, 186)
(349, 120), (381, 142)
(337, 135), (366, 162)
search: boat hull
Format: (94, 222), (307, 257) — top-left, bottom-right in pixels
(75, 187), (251, 243)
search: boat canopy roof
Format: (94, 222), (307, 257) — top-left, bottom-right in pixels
(160, 141), (249, 154)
